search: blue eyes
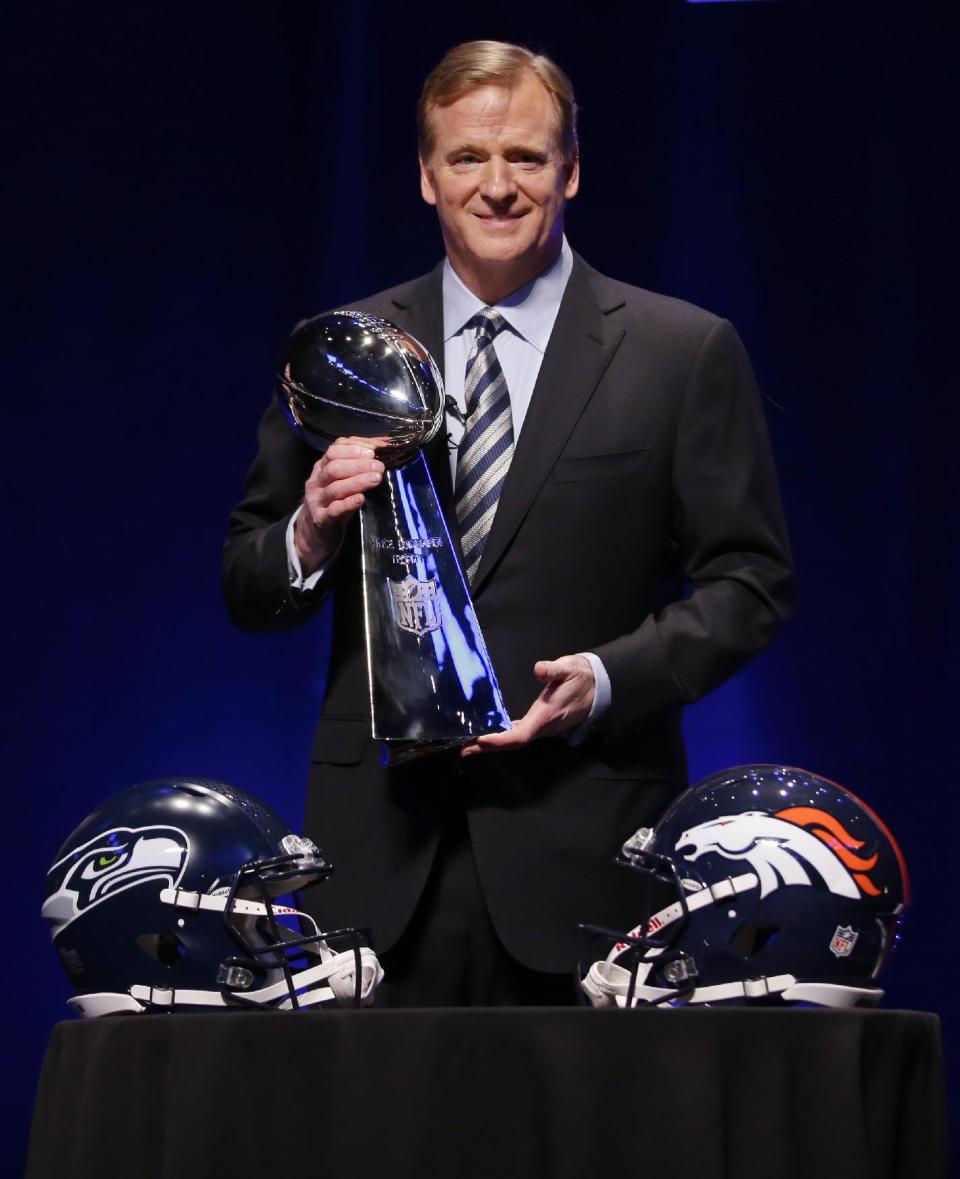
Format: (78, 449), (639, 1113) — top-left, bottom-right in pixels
(451, 156), (545, 169)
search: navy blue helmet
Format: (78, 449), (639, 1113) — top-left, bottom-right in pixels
(581, 765), (909, 1008)
(43, 778), (383, 1015)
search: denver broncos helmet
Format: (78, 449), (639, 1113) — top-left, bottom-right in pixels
(581, 765), (908, 1008)
(43, 778), (383, 1016)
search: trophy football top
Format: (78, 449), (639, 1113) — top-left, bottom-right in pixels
(277, 311), (445, 465)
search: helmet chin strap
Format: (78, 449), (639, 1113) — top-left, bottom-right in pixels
(581, 870), (884, 1008)
(161, 886), (385, 999)
(581, 959), (801, 1007)
(613, 870), (760, 949)
(69, 946), (384, 1017)
(581, 961), (883, 1009)
(159, 886), (295, 916)
(65, 888), (385, 1016)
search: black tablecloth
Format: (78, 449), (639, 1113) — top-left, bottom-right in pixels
(27, 1008), (946, 1179)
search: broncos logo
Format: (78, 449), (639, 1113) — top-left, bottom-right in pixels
(674, 807), (880, 900)
(42, 825), (190, 936)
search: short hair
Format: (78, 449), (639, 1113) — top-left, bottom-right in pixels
(418, 40), (578, 166)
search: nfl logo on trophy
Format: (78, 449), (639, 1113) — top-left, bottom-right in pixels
(390, 575), (442, 638)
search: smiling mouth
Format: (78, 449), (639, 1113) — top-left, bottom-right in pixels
(475, 212), (525, 226)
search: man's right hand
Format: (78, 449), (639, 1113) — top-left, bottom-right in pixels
(294, 436), (388, 576)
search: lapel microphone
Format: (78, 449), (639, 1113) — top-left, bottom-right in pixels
(444, 395), (468, 426)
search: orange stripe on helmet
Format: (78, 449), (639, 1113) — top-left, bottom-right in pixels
(809, 828), (879, 873)
(776, 804), (883, 896)
(777, 806), (866, 849)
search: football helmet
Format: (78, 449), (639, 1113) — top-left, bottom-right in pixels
(43, 777), (383, 1016)
(581, 765), (908, 1008)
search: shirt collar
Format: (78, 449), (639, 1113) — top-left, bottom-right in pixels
(442, 237), (573, 353)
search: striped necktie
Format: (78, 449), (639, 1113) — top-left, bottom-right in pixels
(455, 308), (514, 586)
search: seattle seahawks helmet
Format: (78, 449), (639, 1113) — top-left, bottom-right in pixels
(581, 765), (908, 1009)
(43, 777), (383, 1015)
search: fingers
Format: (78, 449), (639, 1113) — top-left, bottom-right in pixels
(305, 437), (388, 515)
(321, 456), (382, 482)
(460, 716), (537, 757)
(323, 491), (366, 520)
(534, 654), (591, 682)
(309, 441), (385, 489)
(459, 655), (596, 757)
(295, 436), (389, 572)
(315, 467), (383, 514)
(534, 659), (569, 684)
(323, 436), (391, 463)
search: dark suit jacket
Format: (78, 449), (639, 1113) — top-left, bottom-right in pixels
(222, 253), (795, 972)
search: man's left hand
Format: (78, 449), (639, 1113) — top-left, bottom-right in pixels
(460, 655), (596, 756)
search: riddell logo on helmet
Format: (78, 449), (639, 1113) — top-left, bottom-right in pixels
(675, 807), (881, 901)
(42, 826), (190, 937)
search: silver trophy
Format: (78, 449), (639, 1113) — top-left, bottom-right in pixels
(277, 310), (510, 764)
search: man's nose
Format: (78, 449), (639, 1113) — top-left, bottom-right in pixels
(479, 158), (516, 201)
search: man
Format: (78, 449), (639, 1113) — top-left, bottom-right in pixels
(223, 41), (795, 1006)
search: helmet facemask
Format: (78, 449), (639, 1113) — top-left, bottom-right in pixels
(580, 831), (704, 1008)
(210, 841), (379, 1009)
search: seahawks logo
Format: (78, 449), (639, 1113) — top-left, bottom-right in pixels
(43, 825), (190, 936)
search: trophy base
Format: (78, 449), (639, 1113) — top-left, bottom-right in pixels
(378, 737), (478, 767)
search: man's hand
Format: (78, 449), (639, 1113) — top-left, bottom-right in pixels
(294, 436), (388, 576)
(460, 655), (596, 756)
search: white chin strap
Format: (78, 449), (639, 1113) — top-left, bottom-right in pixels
(66, 888), (385, 1017)
(581, 872), (883, 1010)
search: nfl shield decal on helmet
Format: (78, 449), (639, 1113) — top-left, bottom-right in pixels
(829, 925), (859, 958)
(389, 574), (442, 637)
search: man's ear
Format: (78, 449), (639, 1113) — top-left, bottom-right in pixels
(564, 148), (580, 201)
(419, 156), (437, 207)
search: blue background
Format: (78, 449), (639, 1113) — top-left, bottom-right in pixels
(7, 1), (956, 1172)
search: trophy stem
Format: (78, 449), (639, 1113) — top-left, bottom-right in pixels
(359, 452), (510, 762)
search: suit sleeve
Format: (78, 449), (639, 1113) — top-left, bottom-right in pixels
(221, 395), (328, 632)
(593, 318), (796, 740)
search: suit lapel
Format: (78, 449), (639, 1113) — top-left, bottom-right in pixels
(381, 264), (456, 512)
(471, 256), (626, 590)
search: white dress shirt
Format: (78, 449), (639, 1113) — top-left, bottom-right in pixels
(440, 237), (572, 478)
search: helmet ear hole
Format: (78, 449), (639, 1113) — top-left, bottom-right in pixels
(136, 932), (186, 967)
(730, 923), (779, 959)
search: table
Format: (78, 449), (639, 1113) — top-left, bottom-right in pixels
(26, 1007), (946, 1179)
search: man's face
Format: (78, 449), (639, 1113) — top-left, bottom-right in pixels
(419, 72), (579, 299)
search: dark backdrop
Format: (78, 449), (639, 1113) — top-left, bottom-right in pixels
(6, 1), (956, 1173)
